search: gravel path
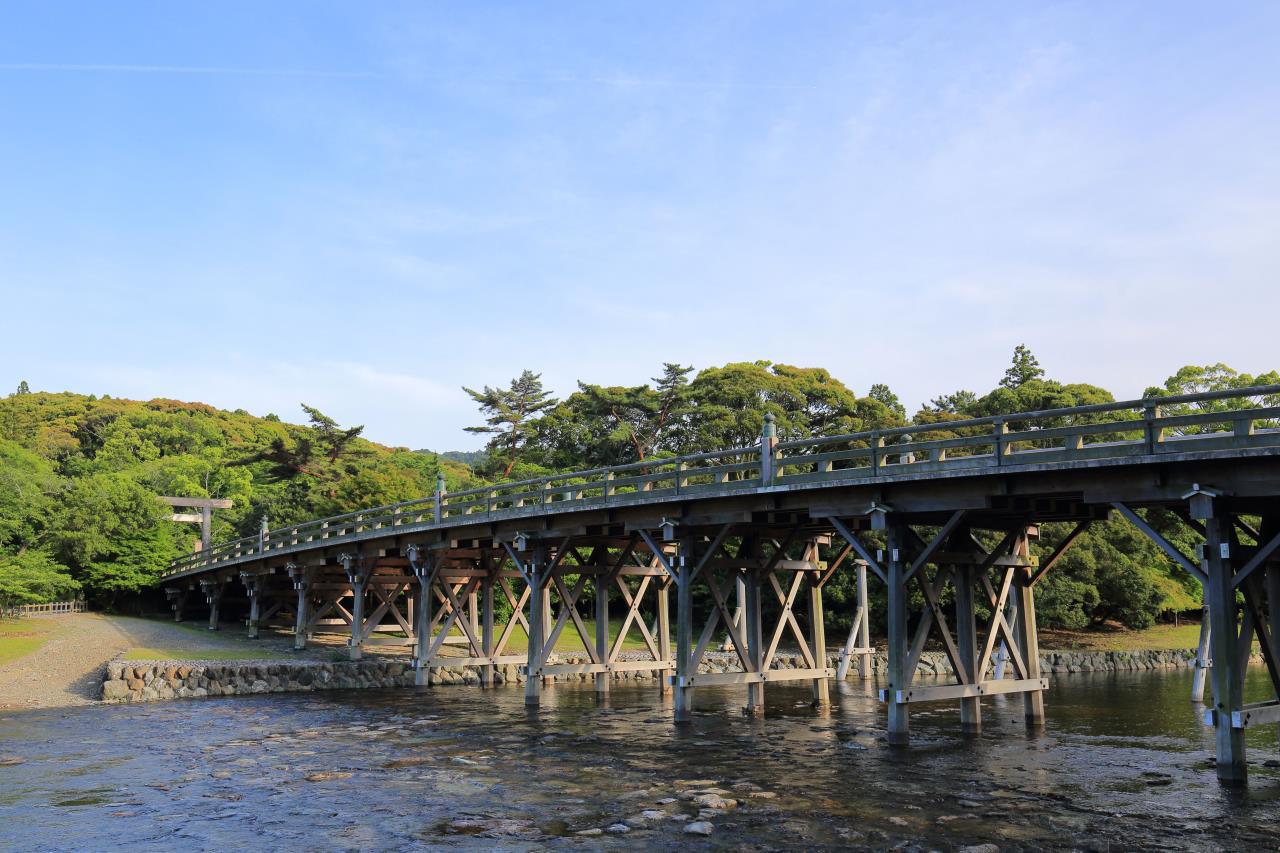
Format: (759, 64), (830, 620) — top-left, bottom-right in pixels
(0, 614), (309, 711)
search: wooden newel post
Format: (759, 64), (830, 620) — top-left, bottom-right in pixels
(760, 412), (778, 485)
(434, 472), (446, 521)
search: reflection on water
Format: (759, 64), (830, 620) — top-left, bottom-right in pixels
(1, 666), (1279, 850)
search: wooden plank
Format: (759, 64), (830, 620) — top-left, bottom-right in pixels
(885, 677), (1049, 704)
(677, 667), (834, 687)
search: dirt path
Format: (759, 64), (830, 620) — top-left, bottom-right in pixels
(0, 614), (306, 711)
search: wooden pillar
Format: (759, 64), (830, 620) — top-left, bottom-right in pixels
(594, 574), (610, 696)
(809, 573), (829, 707)
(540, 574), (554, 687)
(411, 552), (432, 686)
(344, 556), (366, 662)
(955, 563), (981, 733)
(1204, 509), (1246, 784)
(481, 572), (496, 688)
(166, 587), (188, 623)
(1014, 529), (1045, 727)
(1191, 605), (1212, 703)
(722, 575), (747, 652)
(856, 561), (872, 681)
(202, 579), (224, 631)
(291, 566), (310, 651)
(674, 541), (694, 722)
(243, 574), (261, 639)
(525, 549), (545, 706)
(1262, 518), (1280, 741)
(744, 568), (765, 715)
(658, 581), (673, 695)
(885, 524), (910, 745)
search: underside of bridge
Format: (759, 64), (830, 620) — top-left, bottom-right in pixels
(160, 389), (1280, 785)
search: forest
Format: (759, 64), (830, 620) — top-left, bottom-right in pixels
(0, 349), (1275, 634)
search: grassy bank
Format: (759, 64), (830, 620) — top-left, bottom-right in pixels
(1039, 621), (1203, 652)
(0, 618), (63, 665)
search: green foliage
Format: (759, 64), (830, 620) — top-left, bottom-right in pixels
(0, 551), (79, 607)
(0, 392), (474, 607)
(1001, 344), (1045, 389)
(464, 370), (559, 476)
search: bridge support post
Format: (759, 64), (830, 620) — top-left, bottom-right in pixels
(1204, 508), (1247, 784)
(744, 568), (765, 715)
(481, 571), (496, 688)
(343, 555), (367, 662)
(674, 539), (694, 722)
(1258, 516), (1280, 743)
(856, 561), (872, 680)
(241, 573), (261, 639)
(809, 570), (829, 708)
(1191, 605), (1212, 703)
(408, 548), (432, 686)
(885, 524), (910, 745)
(201, 578), (225, 631)
(165, 587), (189, 623)
(955, 563), (981, 734)
(658, 580), (672, 695)
(288, 565), (310, 650)
(594, 573), (610, 698)
(525, 549), (545, 707)
(1014, 528), (1045, 728)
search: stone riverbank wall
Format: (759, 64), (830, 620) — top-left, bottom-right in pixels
(100, 647), (1217, 704)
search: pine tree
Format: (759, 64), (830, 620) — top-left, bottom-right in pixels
(464, 370), (559, 476)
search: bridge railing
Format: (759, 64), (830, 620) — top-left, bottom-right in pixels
(162, 384), (1280, 579)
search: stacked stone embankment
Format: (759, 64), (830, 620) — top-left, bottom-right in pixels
(100, 646), (1227, 704)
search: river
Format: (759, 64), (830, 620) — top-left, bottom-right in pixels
(2, 666), (1279, 850)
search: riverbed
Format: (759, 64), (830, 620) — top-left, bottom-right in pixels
(2, 667), (1279, 851)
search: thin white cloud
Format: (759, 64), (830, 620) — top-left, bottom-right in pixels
(0, 62), (379, 78)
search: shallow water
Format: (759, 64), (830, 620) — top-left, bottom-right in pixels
(2, 667), (1279, 851)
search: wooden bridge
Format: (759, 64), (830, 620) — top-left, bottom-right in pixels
(161, 385), (1280, 785)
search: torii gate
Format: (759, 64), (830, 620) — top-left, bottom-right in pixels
(161, 496), (233, 552)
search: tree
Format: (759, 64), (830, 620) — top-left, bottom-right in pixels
(301, 404), (365, 462)
(0, 551), (79, 608)
(868, 383), (907, 421)
(15, 380), (30, 395)
(1145, 364), (1280, 435)
(1001, 344), (1045, 389)
(464, 371), (559, 476)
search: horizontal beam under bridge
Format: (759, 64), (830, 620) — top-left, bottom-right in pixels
(882, 678), (1049, 704)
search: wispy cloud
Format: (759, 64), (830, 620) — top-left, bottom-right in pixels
(0, 62), (379, 78)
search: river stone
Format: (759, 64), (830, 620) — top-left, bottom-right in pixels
(605, 823), (630, 834)
(575, 828), (603, 837)
(304, 771), (352, 782)
(957, 845), (1000, 853)
(102, 680), (131, 701)
(684, 821), (714, 835)
(0, 756), (25, 766)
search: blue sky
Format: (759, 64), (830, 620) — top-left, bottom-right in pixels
(2, 2), (1278, 450)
